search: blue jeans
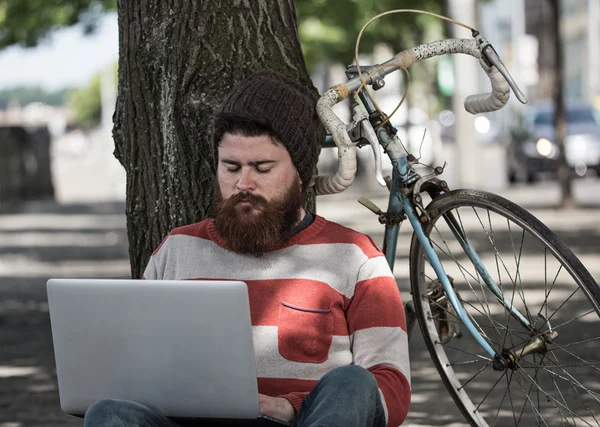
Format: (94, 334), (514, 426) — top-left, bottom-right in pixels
(84, 365), (387, 427)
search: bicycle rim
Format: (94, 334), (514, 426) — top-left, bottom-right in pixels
(409, 189), (600, 426)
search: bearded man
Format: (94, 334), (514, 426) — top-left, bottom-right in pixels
(84, 71), (411, 427)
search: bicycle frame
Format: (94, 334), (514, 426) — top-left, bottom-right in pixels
(354, 92), (533, 359)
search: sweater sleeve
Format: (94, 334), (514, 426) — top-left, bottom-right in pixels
(347, 255), (411, 426)
(278, 391), (310, 413)
(141, 234), (172, 280)
(142, 255), (158, 280)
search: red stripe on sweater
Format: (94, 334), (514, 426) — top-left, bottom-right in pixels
(168, 216), (384, 259)
(369, 364), (411, 426)
(258, 377), (317, 397)
(295, 219), (383, 258)
(347, 277), (407, 333)
(169, 220), (211, 239)
(183, 277), (351, 336)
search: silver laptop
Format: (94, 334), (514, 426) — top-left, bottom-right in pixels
(47, 279), (288, 425)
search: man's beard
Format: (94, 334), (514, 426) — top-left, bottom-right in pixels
(212, 179), (305, 257)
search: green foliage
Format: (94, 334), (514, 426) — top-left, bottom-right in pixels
(296, 0), (446, 73)
(68, 74), (101, 127)
(0, 0), (116, 48)
(67, 62), (117, 127)
(0, 86), (70, 107)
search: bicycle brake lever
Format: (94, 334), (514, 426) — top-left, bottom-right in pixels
(361, 119), (386, 187)
(482, 45), (528, 105)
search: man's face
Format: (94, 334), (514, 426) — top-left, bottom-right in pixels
(213, 133), (305, 256)
(216, 133), (302, 206)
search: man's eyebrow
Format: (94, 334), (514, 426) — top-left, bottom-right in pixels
(221, 159), (277, 166)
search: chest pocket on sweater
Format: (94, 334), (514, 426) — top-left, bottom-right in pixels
(278, 301), (333, 364)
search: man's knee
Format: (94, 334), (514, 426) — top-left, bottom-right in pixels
(84, 398), (140, 426)
(320, 365), (378, 395)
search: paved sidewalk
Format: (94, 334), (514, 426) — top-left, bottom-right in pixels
(0, 178), (598, 426)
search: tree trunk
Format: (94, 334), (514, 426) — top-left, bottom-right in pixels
(548, 0), (575, 208)
(114, 0), (318, 278)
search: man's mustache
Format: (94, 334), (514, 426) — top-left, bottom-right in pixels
(229, 192), (267, 207)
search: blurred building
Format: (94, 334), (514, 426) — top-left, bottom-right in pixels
(527, 0), (597, 103)
(481, 0), (599, 105)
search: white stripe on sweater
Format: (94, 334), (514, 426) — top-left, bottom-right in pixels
(353, 327), (411, 384)
(356, 256), (396, 283)
(378, 389), (389, 424)
(152, 234), (394, 298)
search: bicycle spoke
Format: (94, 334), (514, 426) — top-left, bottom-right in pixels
(548, 308), (596, 333)
(543, 247), (549, 324)
(510, 223), (532, 322)
(440, 341), (492, 362)
(480, 370), (509, 420)
(546, 349), (600, 425)
(431, 225), (481, 284)
(472, 208), (532, 325)
(538, 263), (564, 324)
(559, 335), (600, 349)
(518, 357), (600, 401)
(424, 242), (506, 346)
(475, 371), (506, 411)
(428, 236), (497, 326)
(545, 353), (600, 403)
(514, 358), (538, 425)
(504, 218), (519, 352)
(511, 367), (548, 426)
(506, 219), (535, 326)
(458, 298), (516, 333)
(544, 285), (585, 327)
(544, 352), (577, 425)
(448, 358), (489, 366)
(461, 208), (497, 309)
(457, 358), (494, 391)
(505, 369), (521, 426)
(513, 359), (597, 425)
(462, 208), (506, 337)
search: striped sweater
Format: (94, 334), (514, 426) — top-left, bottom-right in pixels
(143, 214), (411, 426)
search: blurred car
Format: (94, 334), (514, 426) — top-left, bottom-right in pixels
(506, 101), (600, 183)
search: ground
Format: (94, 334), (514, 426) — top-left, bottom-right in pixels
(1, 177), (599, 426)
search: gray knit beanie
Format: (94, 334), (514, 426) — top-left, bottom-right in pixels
(214, 70), (320, 188)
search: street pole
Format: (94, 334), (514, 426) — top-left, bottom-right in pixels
(511, 0), (527, 99)
(589, 0), (600, 105)
(448, 0), (479, 188)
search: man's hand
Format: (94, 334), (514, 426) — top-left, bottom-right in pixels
(258, 393), (296, 422)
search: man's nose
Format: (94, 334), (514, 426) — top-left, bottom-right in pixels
(236, 168), (255, 191)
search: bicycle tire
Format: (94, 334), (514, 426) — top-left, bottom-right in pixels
(409, 189), (600, 426)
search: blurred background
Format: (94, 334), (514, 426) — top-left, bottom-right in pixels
(0, 0), (599, 426)
(1, 0), (599, 206)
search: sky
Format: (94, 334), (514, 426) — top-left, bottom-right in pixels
(0, 12), (118, 91)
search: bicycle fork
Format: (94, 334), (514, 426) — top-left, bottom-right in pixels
(374, 133), (557, 368)
(402, 196), (560, 369)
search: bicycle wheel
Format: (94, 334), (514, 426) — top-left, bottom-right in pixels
(409, 189), (600, 426)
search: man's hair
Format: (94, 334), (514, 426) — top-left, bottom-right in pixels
(212, 70), (321, 191)
(213, 112), (279, 147)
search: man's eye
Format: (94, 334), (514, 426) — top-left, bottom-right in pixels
(256, 167), (271, 174)
(225, 166), (240, 173)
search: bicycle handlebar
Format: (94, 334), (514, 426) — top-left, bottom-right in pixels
(313, 35), (528, 196)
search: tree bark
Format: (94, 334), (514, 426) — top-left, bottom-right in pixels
(548, 0), (575, 208)
(114, 0), (318, 278)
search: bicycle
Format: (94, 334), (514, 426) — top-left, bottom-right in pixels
(312, 10), (600, 427)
